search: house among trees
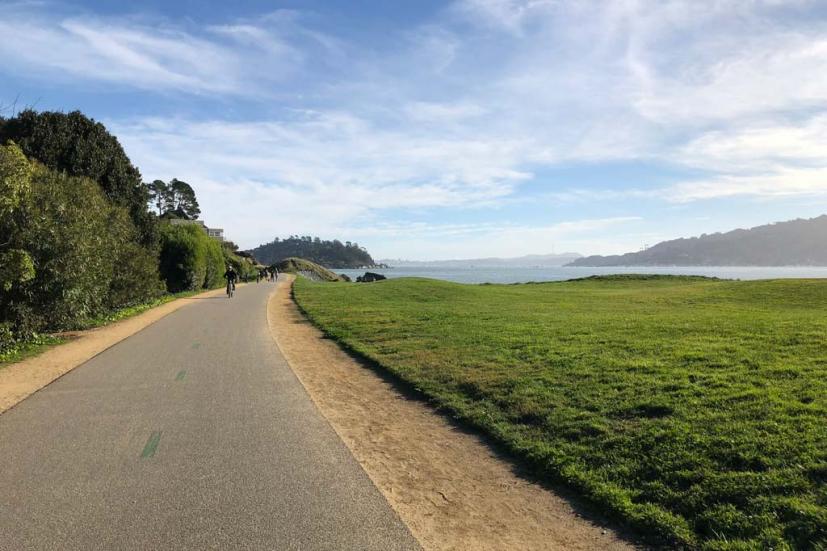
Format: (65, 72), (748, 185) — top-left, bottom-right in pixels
(169, 219), (224, 242)
(206, 226), (224, 241)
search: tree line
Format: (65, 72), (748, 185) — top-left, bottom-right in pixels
(0, 109), (255, 354)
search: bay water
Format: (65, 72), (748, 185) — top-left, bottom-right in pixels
(337, 266), (827, 284)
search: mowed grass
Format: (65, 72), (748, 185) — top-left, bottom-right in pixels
(294, 275), (827, 550)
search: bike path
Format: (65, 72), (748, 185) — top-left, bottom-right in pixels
(0, 281), (420, 550)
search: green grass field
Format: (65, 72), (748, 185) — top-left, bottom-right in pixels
(293, 275), (827, 550)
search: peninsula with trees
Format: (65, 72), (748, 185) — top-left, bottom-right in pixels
(248, 236), (384, 269)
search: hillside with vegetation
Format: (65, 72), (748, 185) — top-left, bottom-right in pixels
(295, 275), (827, 549)
(570, 215), (827, 266)
(0, 109), (255, 358)
(274, 257), (345, 282)
(248, 236), (379, 269)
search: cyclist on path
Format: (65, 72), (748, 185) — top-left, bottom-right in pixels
(224, 265), (238, 297)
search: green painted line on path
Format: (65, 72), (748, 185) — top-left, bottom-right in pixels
(175, 370), (186, 381)
(141, 431), (162, 459)
(192, 342), (200, 349)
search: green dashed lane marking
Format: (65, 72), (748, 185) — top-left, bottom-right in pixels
(175, 370), (186, 381)
(192, 342), (200, 349)
(141, 431), (162, 459)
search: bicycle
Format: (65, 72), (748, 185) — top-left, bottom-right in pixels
(226, 280), (235, 298)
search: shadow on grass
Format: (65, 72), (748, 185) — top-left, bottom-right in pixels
(288, 288), (646, 550)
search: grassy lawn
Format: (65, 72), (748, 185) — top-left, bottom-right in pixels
(293, 275), (827, 550)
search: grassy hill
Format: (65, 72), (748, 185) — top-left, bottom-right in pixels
(294, 275), (827, 549)
(275, 257), (345, 282)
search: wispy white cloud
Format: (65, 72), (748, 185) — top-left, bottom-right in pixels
(0, 5), (311, 95)
(660, 113), (827, 201)
(665, 167), (827, 203)
(678, 115), (827, 171)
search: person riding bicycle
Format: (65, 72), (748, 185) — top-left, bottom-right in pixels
(224, 265), (238, 292)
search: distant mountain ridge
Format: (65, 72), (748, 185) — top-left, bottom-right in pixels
(383, 252), (582, 268)
(568, 215), (827, 267)
(247, 236), (380, 269)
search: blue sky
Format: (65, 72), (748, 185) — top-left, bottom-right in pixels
(2, 0), (827, 259)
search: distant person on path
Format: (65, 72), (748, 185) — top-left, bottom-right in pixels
(273, 267), (279, 281)
(256, 270), (261, 283)
(224, 265), (238, 294)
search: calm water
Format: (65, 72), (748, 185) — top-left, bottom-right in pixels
(337, 266), (827, 284)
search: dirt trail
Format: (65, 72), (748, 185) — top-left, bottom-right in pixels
(0, 285), (229, 414)
(268, 275), (637, 551)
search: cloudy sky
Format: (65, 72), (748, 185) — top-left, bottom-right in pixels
(2, 0), (827, 259)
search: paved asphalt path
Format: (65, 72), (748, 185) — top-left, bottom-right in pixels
(0, 281), (420, 550)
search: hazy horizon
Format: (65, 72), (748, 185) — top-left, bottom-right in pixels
(3, 0), (827, 258)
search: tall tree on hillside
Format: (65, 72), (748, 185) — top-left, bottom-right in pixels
(146, 180), (169, 215)
(167, 178), (200, 220)
(146, 178), (201, 220)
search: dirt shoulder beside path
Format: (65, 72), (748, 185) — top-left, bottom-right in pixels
(268, 275), (637, 551)
(0, 285), (233, 414)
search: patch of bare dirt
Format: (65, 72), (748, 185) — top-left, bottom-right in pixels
(0, 286), (229, 414)
(268, 275), (637, 551)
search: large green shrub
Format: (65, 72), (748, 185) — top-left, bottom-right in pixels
(105, 215), (166, 310)
(0, 110), (157, 246)
(0, 147), (163, 335)
(10, 166), (161, 330)
(205, 237), (225, 289)
(158, 223), (225, 292)
(0, 141), (31, 219)
(0, 142), (36, 293)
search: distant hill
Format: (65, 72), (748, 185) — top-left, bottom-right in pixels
(568, 215), (827, 267)
(247, 236), (379, 269)
(383, 252), (582, 268)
